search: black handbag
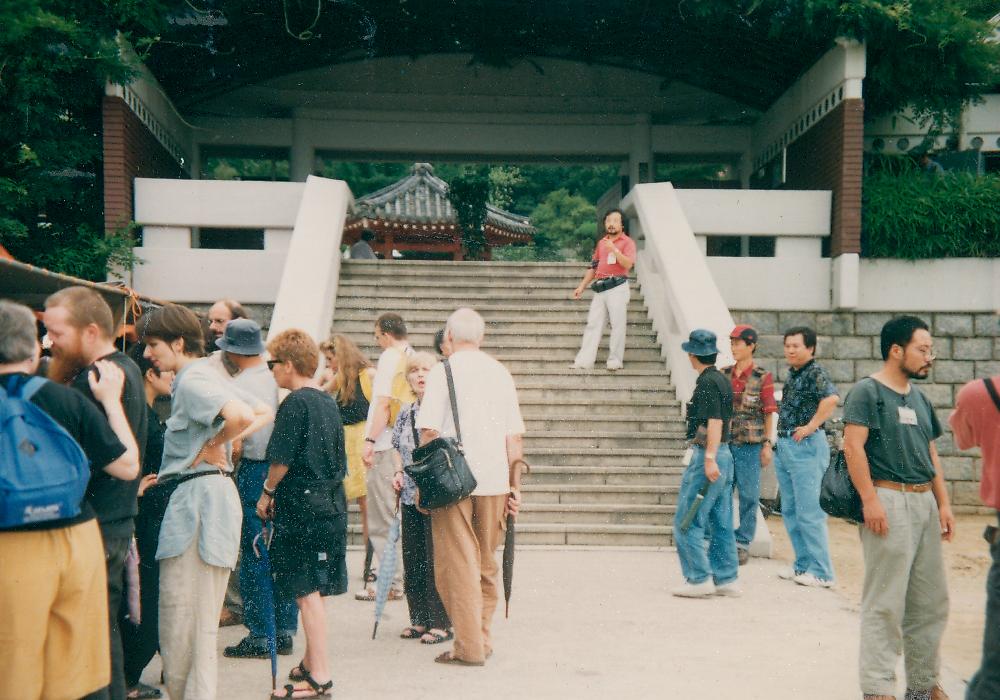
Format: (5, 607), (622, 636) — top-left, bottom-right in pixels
(819, 450), (863, 523)
(406, 360), (477, 510)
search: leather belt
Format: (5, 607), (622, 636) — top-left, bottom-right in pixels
(873, 479), (932, 493)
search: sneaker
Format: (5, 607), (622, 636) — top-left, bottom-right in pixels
(714, 581), (743, 597)
(355, 587), (376, 601)
(777, 567), (799, 580)
(793, 572), (834, 588)
(671, 580), (716, 598)
(606, 364), (623, 372)
(737, 548), (750, 566)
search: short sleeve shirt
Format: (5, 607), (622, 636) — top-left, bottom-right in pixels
(156, 359), (243, 567)
(3, 373), (126, 532)
(843, 378), (942, 484)
(590, 234), (637, 279)
(416, 350), (525, 496)
(686, 366), (734, 444)
(777, 360), (839, 432)
(231, 363), (278, 461)
(365, 345), (410, 451)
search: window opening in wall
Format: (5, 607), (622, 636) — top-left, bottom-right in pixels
(195, 228), (265, 250)
(748, 237), (776, 257)
(706, 235), (776, 257)
(200, 146), (290, 181)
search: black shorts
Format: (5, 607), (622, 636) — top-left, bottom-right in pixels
(270, 514), (348, 600)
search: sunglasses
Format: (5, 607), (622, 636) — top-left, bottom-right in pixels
(266, 359), (284, 370)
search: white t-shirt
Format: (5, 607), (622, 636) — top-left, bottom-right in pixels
(416, 349), (525, 496)
(365, 344), (410, 452)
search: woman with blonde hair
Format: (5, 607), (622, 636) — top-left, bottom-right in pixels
(320, 334), (375, 580)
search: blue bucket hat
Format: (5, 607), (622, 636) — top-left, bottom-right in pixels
(215, 318), (265, 356)
(681, 328), (720, 356)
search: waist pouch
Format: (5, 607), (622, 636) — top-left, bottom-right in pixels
(141, 470), (222, 549)
(590, 276), (627, 294)
(275, 478), (344, 520)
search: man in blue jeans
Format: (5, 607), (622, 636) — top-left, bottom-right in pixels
(672, 329), (740, 598)
(215, 320), (300, 658)
(722, 325), (777, 564)
(774, 326), (839, 587)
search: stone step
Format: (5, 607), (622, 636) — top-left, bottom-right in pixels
(344, 345), (667, 364)
(335, 298), (648, 313)
(525, 465), (684, 487)
(331, 317), (655, 337)
(511, 524), (673, 547)
(522, 414), (684, 432)
(517, 503), (674, 526)
(501, 358), (667, 373)
(341, 259), (587, 273)
(524, 430), (685, 449)
(515, 386), (674, 403)
(341, 269), (593, 284)
(524, 447), (684, 467)
(514, 375), (672, 392)
(522, 483), (679, 505)
(348, 331), (660, 350)
(337, 286), (642, 302)
(517, 397), (681, 415)
(333, 307), (653, 322)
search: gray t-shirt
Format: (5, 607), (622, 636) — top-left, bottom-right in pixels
(231, 363), (277, 461)
(349, 240), (377, 259)
(842, 377), (942, 484)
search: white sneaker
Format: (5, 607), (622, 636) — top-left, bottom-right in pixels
(777, 567), (798, 580)
(714, 582), (743, 597)
(793, 572), (834, 588)
(671, 580), (716, 598)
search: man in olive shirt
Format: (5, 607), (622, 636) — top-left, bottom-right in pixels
(843, 316), (954, 700)
(672, 329), (739, 598)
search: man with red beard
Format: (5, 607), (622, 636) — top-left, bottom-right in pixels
(43, 286), (148, 700)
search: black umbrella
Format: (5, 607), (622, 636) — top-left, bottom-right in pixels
(504, 460), (530, 618)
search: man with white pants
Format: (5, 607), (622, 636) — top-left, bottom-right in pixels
(570, 208), (636, 371)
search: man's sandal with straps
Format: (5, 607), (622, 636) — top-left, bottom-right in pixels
(270, 667), (332, 699)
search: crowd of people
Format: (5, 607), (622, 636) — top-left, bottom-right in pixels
(0, 223), (997, 700)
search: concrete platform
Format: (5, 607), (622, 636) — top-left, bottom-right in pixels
(142, 548), (967, 699)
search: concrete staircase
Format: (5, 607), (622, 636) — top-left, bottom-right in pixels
(332, 260), (685, 546)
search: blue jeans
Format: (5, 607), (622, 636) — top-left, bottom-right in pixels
(674, 445), (738, 586)
(237, 459), (298, 639)
(773, 432), (834, 581)
(730, 443), (763, 550)
(967, 512), (1000, 700)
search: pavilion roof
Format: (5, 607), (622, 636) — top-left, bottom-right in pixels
(353, 163), (535, 238)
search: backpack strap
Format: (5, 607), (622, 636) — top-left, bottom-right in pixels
(983, 377), (1000, 413)
(443, 360), (464, 450)
(20, 376), (47, 402)
(0, 374), (45, 400)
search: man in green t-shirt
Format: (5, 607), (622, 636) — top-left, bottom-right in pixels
(842, 316), (955, 700)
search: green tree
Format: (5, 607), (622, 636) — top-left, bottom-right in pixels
(0, 1), (166, 279)
(447, 167), (491, 260)
(529, 189), (598, 262)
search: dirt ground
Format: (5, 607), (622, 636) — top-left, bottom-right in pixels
(768, 513), (994, 681)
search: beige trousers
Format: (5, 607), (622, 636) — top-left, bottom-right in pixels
(859, 488), (949, 696)
(431, 495), (507, 663)
(367, 449), (403, 587)
(158, 536), (230, 700)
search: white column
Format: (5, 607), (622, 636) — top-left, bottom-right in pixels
(628, 114), (653, 188)
(832, 253), (860, 310)
(289, 117), (315, 183)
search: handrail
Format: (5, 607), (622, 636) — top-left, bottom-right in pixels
(624, 182), (736, 404)
(268, 175), (354, 342)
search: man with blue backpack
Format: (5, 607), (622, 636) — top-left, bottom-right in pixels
(0, 299), (141, 700)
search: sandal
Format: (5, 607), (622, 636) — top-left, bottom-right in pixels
(400, 626), (426, 639)
(270, 668), (332, 699)
(420, 629), (454, 645)
(127, 682), (162, 699)
(434, 651), (485, 667)
(288, 661), (308, 682)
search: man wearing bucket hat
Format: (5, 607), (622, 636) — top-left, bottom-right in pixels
(209, 320), (299, 660)
(672, 329), (740, 598)
(722, 324), (777, 565)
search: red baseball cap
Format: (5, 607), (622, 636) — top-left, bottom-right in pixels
(730, 324), (758, 345)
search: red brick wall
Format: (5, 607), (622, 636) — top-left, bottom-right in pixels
(102, 95), (187, 234)
(785, 99), (864, 256)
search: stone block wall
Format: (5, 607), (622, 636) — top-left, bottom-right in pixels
(732, 310), (1000, 513)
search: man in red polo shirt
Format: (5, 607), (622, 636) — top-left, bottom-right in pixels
(721, 325), (777, 564)
(570, 209), (637, 372)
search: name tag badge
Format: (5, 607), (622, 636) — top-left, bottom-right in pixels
(682, 447), (694, 466)
(898, 406), (919, 426)
(606, 251), (616, 265)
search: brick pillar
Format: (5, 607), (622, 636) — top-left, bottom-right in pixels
(784, 99), (864, 256)
(102, 95), (187, 234)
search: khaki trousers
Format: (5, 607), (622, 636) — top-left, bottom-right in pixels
(367, 449), (403, 587)
(0, 520), (109, 700)
(158, 535), (230, 700)
(431, 495), (507, 663)
(859, 488), (949, 696)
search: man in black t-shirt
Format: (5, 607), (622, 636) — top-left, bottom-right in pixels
(0, 300), (140, 700)
(672, 329), (740, 599)
(256, 330), (346, 699)
(44, 286), (148, 700)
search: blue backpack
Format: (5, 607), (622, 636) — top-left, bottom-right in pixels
(0, 375), (91, 528)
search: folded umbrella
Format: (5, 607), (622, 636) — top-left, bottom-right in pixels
(502, 513), (515, 618)
(252, 520), (278, 692)
(679, 483), (711, 533)
(371, 502), (402, 640)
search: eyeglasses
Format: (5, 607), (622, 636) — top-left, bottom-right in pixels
(913, 348), (936, 360)
(266, 359), (284, 370)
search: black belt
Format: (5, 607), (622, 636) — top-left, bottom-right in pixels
(590, 276), (627, 293)
(777, 427), (823, 438)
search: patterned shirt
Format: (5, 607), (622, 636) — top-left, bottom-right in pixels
(391, 402), (419, 506)
(777, 359), (838, 433)
(723, 364), (777, 444)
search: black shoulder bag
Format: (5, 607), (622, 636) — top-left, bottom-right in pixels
(406, 360), (478, 510)
(820, 379), (885, 524)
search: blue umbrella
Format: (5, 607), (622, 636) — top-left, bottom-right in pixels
(371, 502), (402, 640)
(252, 519), (278, 691)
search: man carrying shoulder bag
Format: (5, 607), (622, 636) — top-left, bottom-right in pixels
(416, 307), (525, 667)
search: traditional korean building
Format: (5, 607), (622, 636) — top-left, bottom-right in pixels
(344, 163), (534, 260)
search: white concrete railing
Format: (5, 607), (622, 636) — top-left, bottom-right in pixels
(267, 176), (353, 342)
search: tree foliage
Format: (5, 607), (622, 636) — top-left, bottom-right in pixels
(447, 167), (491, 260)
(0, 1), (167, 279)
(528, 189), (598, 262)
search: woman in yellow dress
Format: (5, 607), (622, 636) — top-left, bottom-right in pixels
(319, 334), (375, 575)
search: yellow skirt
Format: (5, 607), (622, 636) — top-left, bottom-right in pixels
(342, 422), (368, 500)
